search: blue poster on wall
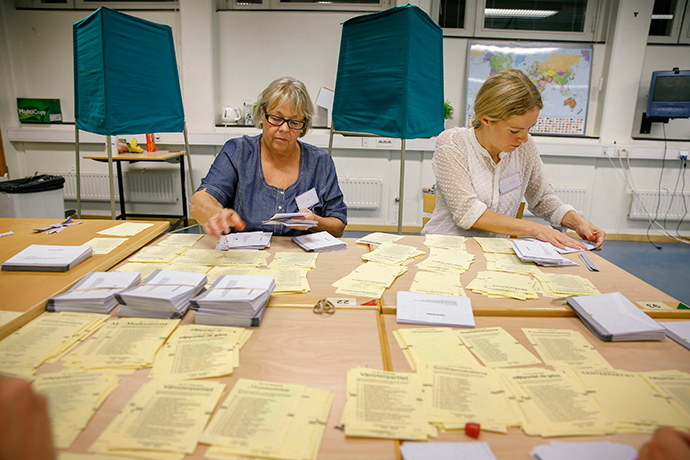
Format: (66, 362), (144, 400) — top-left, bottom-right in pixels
(466, 40), (593, 136)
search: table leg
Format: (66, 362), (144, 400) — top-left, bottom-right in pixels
(180, 155), (188, 227)
(116, 161), (126, 220)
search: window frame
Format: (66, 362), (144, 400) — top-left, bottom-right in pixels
(647, 0), (689, 44)
(18, 0), (179, 8)
(219, 0), (390, 12)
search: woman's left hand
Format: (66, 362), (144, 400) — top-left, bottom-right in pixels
(289, 209), (319, 231)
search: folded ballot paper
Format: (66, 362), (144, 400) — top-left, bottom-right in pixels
(263, 212), (318, 228)
(566, 292), (666, 342)
(191, 275), (276, 327)
(659, 321), (690, 351)
(2, 244), (93, 272)
(215, 231), (272, 250)
(292, 231), (347, 252)
(47, 271), (141, 314)
(510, 239), (577, 267)
(396, 291), (475, 328)
(115, 269), (207, 319)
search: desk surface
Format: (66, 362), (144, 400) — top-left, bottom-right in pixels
(55, 307), (395, 460)
(0, 218), (169, 339)
(377, 235), (685, 318)
(381, 313), (690, 460)
(84, 150), (184, 162)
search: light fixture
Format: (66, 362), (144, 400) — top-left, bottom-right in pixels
(484, 8), (558, 19)
(651, 14), (674, 20)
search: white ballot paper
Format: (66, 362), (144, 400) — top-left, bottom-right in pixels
(510, 239), (578, 267)
(216, 231), (272, 250)
(396, 291), (475, 328)
(1, 244), (93, 272)
(292, 231), (347, 252)
(401, 441), (497, 460)
(659, 321), (690, 351)
(263, 212), (318, 228)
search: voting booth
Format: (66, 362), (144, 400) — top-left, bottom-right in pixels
(331, 4), (444, 232)
(73, 7), (192, 219)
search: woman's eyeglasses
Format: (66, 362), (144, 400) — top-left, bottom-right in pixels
(264, 112), (306, 130)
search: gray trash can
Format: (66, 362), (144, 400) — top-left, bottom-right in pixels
(0, 174), (65, 218)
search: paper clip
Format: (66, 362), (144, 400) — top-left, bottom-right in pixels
(313, 298), (335, 316)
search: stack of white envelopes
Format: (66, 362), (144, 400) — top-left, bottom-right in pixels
(115, 269), (207, 319)
(47, 271), (141, 314)
(191, 275), (276, 327)
(292, 231), (347, 252)
(215, 231), (272, 250)
(510, 239), (577, 267)
(566, 292), (666, 341)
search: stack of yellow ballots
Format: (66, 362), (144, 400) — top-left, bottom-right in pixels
(257, 252), (318, 294)
(474, 237), (514, 254)
(201, 378), (333, 460)
(0, 311), (109, 379)
(467, 271), (539, 300)
(149, 324), (253, 380)
(362, 242), (425, 265)
(333, 262), (407, 298)
(532, 272), (600, 297)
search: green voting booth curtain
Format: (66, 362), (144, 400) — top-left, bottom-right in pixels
(332, 4), (444, 139)
(73, 7), (184, 135)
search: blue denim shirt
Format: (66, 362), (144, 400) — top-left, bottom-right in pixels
(197, 135), (347, 236)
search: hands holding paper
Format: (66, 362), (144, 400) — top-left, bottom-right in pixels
(637, 427), (690, 460)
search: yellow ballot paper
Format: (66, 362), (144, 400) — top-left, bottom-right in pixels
(260, 268), (310, 293)
(394, 327), (479, 371)
(467, 271), (538, 300)
(423, 234), (467, 250)
(355, 232), (404, 246)
(362, 242), (426, 266)
(63, 318), (179, 370)
(205, 383), (333, 460)
(201, 378), (333, 459)
(0, 311), (109, 373)
(641, 370), (690, 421)
(341, 367), (433, 440)
(0, 310), (22, 328)
(33, 369), (119, 448)
(574, 369), (690, 431)
(150, 324), (246, 380)
(269, 252), (319, 269)
(456, 327), (541, 368)
(219, 250), (270, 267)
(485, 252), (541, 275)
(96, 222), (154, 237)
(205, 266), (259, 286)
(409, 270), (466, 297)
(173, 248), (227, 266)
(500, 367), (615, 437)
(115, 262), (166, 280)
(532, 272), (600, 297)
(128, 245), (186, 264)
(522, 328), (613, 370)
(156, 233), (203, 247)
(474, 237), (514, 254)
(419, 363), (521, 431)
(81, 237), (128, 255)
(92, 379), (225, 457)
(417, 247), (475, 274)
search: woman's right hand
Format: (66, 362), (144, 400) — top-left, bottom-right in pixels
(530, 223), (588, 250)
(202, 208), (246, 240)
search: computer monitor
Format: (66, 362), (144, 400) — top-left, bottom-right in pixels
(646, 69), (690, 118)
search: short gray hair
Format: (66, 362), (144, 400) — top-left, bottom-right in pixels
(253, 77), (314, 137)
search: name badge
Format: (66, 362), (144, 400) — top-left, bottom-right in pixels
(296, 188), (319, 210)
(499, 172), (522, 195)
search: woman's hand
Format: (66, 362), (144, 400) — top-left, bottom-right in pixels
(561, 210), (605, 249)
(530, 223), (590, 250)
(637, 427), (690, 460)
(288, 209), (318, 232)
(203, 208), (246, 240)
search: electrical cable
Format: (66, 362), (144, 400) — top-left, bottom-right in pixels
(675, 158), (690, 242)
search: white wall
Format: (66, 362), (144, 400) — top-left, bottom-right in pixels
(1, 2), (689, 237)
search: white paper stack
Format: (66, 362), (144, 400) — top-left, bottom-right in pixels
(510, 239), (577, 267)
(115, 269), (207, 319)
(292, 231), (347, 252)
(263, 212), (318, 228)
(659, 321), (690, 351)
(1, 244), (93, 272)
(191, 275), (276, 327)
(531, 440), (638, 460)
(215, 231), (272, 250)
(396, 291), (475, 328)
(566, 292), (666, 342)
(47, 271), (141, 314)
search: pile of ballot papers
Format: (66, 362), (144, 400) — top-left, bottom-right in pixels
(510, 239), (578, 267)
(115, 269), (207, 319)
(47, 271), (141, 314)
(566, 292), (666, 341)
(2, 244), (93, 272)
(292, 231), (347, 252)
(263, 212), (318, 228)
(191, 275), (276, 327)
(215, 231), (272, 250)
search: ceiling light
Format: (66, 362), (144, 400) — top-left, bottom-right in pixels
(485, 8), (558, 19)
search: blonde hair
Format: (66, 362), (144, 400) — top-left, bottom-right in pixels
(253, 77), (314, 138)
(471, 69), (543, 129)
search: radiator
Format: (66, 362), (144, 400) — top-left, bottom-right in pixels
(41, 171), (178, 204)
(338, 178), (381, 210)
(629, 190), (690, 221)
(523, 186), (589, 216)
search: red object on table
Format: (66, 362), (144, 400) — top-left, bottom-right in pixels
(465, 422), (481, 438)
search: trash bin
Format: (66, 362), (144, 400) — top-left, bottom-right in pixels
(0, 174), (65, 219)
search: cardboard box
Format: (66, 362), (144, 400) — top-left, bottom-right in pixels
(16, 98), (62, 123)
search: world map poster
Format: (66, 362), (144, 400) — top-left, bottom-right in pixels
(465, 41), (593, 136)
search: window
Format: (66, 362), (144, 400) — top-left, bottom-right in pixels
(648, 0), (690, 43)
(17, 0), (178, 9)
(220, 0), (388, 12)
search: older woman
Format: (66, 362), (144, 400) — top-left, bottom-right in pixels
(191, 77), (347, 239)
(423, 69), (604, 249)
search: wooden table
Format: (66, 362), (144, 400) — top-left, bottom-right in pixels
(83, 150), (188, 230)
(380, 313), (690, 460)
(378, 235), (686, 318)
(54, 308), (396, 460)
(0, 218), (169, 339)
